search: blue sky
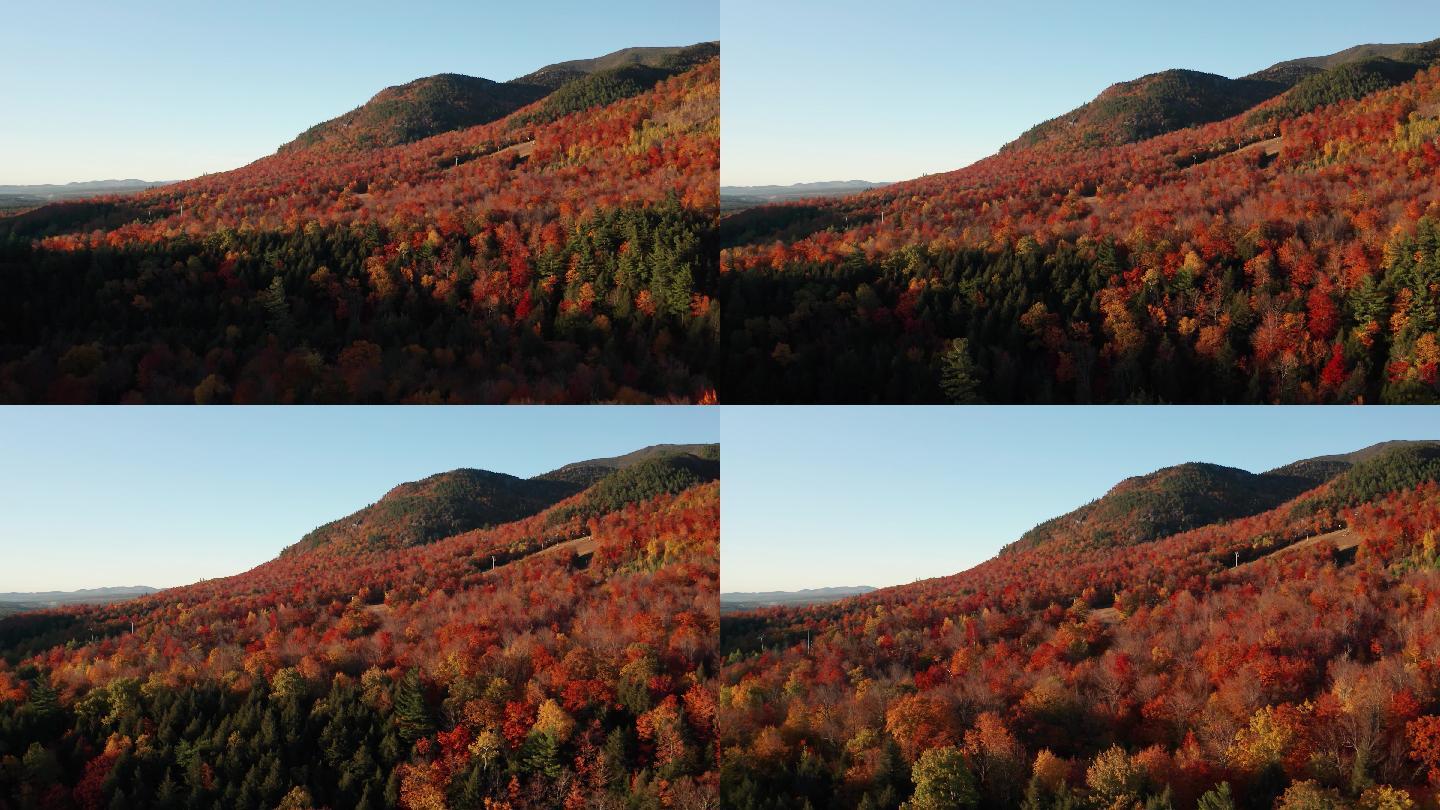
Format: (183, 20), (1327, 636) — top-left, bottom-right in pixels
(720, 407), (1440, 592)
(0, 0), (716, 185)
(0, 406), (718, 591)
(721, 0), (1440, 185)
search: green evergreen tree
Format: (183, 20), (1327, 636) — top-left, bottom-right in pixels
(393, 668), (433, 743)
(522, 731), (563, 779)
(939, 338), (984, 403)
(155, 769), (181, 810)
(1196, 782), (1236, 810)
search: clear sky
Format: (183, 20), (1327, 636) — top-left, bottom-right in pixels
(0, 406), (717, 592)
(720, 406), (1440, 593)
(0, 0), (717, 185)
(721, 0), (1440, 185)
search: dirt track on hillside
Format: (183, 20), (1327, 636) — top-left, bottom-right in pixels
(1088, 527), (1360, 626)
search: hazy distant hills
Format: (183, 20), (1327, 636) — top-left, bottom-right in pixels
(1005, 37), (1440, 152)
(0, 180), (174, 196)
(0, 180), (175, 212)
(721, 180), (891, 211)
(0, 585), (158, 617)
(721, 586), (876, 612)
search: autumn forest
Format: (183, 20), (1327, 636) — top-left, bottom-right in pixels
(723, 40), (1440, 403)
(0, 443), (720, 810)
(720, 440), (1440, 809)
(9, 9), (1440, 810)
(0, 44), (718, 404)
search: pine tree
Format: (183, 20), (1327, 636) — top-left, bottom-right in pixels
(25, 678), (60, 719)
(1196, 783), (1235, 810)
(939, 338), (984, 403)
(392, 668), (432, 743)
(155, 769), (181, 810)
(522, 732), (563, 779)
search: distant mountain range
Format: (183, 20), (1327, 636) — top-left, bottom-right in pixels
(0, 180), (175, 196)
(720, 585), (876, 611)
(0, 585), (158, 617)
(720, 180), (890, 210)
(0, 180), (175, 212)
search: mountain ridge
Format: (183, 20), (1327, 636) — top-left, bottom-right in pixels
(1002, 37), (1440, 153)
(284, 443), (717, 555)
(279, 41), (716, 153)
(992, 442), (1436, 558)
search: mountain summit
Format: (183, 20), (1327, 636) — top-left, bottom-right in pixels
(284, 443), (718, 555)
(1004, 38), (1440, 153)
(279, 41), (718, 153)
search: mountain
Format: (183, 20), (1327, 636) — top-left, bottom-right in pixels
(0, 180), (173, 197)
(0, 45), (718, 404)
(0, 446), (720, 807)
(509, 43), (720, 128)
(283, 469), (582, 555)
(512, 41), (718, 88)
(287, 443), (718, 554)
(0, 586), (157, 617)
(1245, 41), (1422, 83)
(537, 442), (719, 486)
(1267, 439), (1440, 480)
(720, 181), (892, 211)
(0, 586), (157, 604)
(720, 586), (875, 611)
(722, 35), (1440, 404)
(0, 180), (176, 214)
(1006, 40), (1439, 153)
(282, 42), (718, 153)
(1001, 461), (1331, 556)
(720, 441), (1440, 808)
(1005, 69), (1286, 153)
(1005, 443), (1440, 557)
(721, 181), (892, 198)
(279, 74), (549, 153)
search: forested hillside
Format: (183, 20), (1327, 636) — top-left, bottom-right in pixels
(722, 39), (1440, 403)
(0, 449), (720, 809)
(720, 442), (1440, 809)
(0, 48), (719, 404)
